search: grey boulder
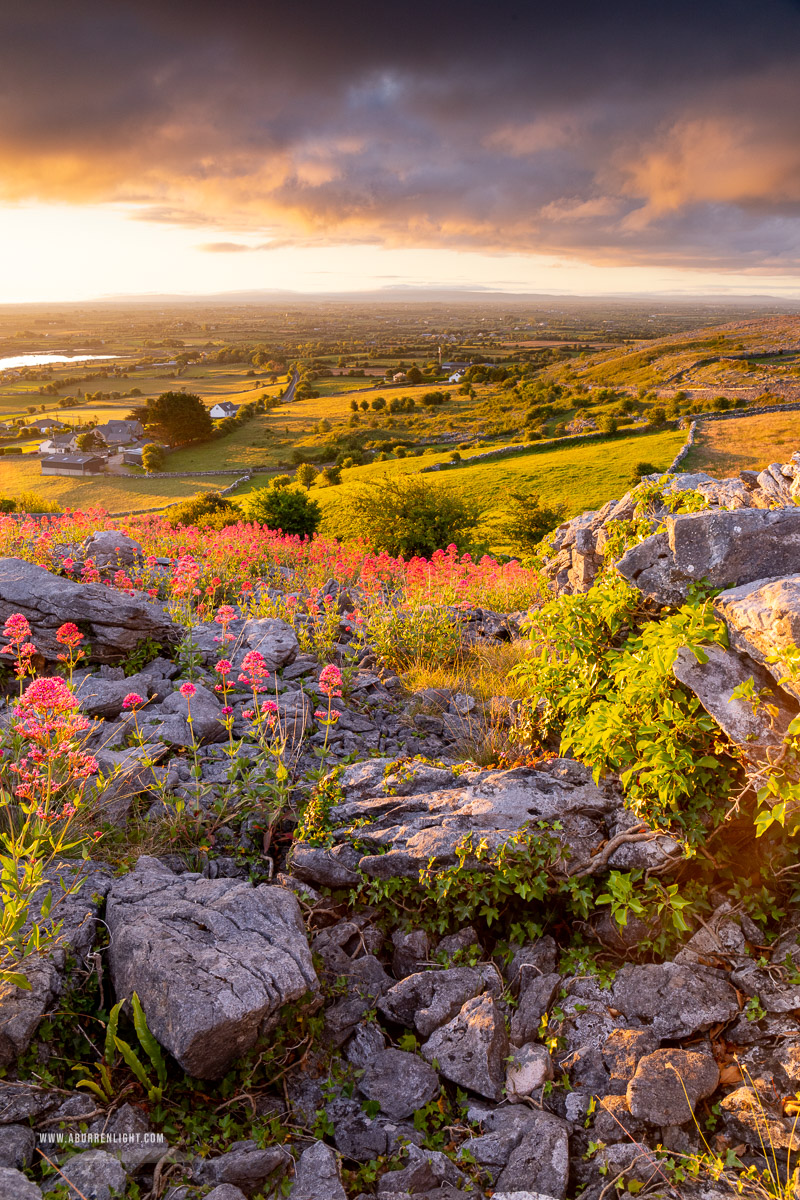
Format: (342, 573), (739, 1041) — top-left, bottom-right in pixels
(627, 1049), (719, 1125)
(421, 994), (508, 1101)
(0, 557), (179, 662)
(494, 1110), (570, 1198)
(82, 529), (144, 568)
(193, 1141), (289, 1195)
(106, 857), (318, 1078)
(0, 1168), (41, 1199)
(715, 575), (800, 701)
(289, 1140), (346, 1200)
(378, 967), (501, 1038)
(41, 1149), (127, 1199)
(359, 1048), (440, 1119)
(617, 509), (800, 606)
(610, 962), (739, 1039)
(0, 1125), (35, 1169)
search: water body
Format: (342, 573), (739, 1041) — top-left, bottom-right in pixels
(0, 352), (125, 371)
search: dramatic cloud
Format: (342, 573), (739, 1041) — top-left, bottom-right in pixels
(2, 0), (800, 271)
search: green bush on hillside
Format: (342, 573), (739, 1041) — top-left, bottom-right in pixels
(349, 474), (480, 558)
(496, 486), (567, 556)
(164, 491), (239, 529)
(239, 483), (321, 538)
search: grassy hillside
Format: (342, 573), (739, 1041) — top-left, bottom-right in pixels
(0, 456), (240, 512)
(266, 427), (687, 551)
(683, 410), (800, 476)
(543, 314), (800, 398)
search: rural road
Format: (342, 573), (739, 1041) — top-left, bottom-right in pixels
(283, 367), (299, 403)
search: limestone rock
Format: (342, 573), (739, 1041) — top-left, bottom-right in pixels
(0, 557), (179, 663)
(672, 643), (795, 754)
(505, 1043), (553, 1101)
(494, 1110), (570, 1198)
(294, 758), (616, 886)
(715, 575), (800, 701)
(391, 929), (431, 979)
(510, 973), (561, 1047)
(0, 1125), (34, 1169)
(41, 1149), (127, 1199)
(627, 1049), (719, 1125)
(618, 509), (800, 606)
(190, 616), (298, 671)
(359, 1048), (440, 1119)
(422, 994), (508, 1101)
(610, 962), (739, 1039)
(106, 857), (318, 1078)
(289, 1140), (346, 1200)
(193, 1142), (289, 1195)
(0, 1168), (42, 1200)
(378, 967), (501, 1038)
(82, 530), (144, 569)
(720, 1087), (800, 1150)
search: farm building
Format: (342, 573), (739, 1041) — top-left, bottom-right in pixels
(41, 453), (106, 476)
(210, 401), (239, 419)
(93, 419), (145, 448)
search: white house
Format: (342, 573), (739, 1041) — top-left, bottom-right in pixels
(448, 371), (465, 384)
(210, 401), (239, 419)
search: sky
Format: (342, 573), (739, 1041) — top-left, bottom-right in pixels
(2, 0), (800, 302)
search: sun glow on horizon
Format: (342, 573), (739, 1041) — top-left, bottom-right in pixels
(2, 202), (800, 304)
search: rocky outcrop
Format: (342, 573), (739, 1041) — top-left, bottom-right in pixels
(292, 757), (675, 887)
(715, 575), (800, 700)
(106, 857), (318, 1078)
(617, 509), (800, 606)
(0, 557), (180, 662)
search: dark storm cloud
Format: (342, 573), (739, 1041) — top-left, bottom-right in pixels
(2, 0), (800, 270)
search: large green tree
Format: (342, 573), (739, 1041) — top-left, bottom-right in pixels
(129, 392), (212, 447)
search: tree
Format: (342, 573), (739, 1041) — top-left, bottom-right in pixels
(296, 463), (318, 488)
(239, 484), (321, 538)
(406, 366), (423, 384)
(165, 490), (239, 529)
(318, 465), (342, 486)
(371, 396), (386, 411)
(141, 443), (166, 473)
(629, 461), (658, 485)
(350, 475), (480, 558)
(129, 391), (212, 447)
(75, 430), (102, 452)
(496, 486), (566, 556)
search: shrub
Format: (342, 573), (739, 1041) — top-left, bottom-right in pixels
(295, 463), (318, 488)
(496, 486), (566, 556)
(349, 475), (481, 558)
(317, 465), (342, 487)
(239, 484), (321, 538)
(597, 414), (618, 434)
(630, 461), (659, 484)
(141, 443), (166, 473)
(164, 490), (238, 529)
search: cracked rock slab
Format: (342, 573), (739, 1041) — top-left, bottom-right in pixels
(421, 994), (508, 1101)
(0, 557), (179, 663)
(294, 758), (617, 885)
(715, 575), (800, 702)
(106, 856), (318, 1079)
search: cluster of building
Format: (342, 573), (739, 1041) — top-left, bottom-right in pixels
(36, 419), (149, 476)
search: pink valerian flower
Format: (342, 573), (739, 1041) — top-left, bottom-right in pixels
(56, 622), (83, 648)
(61, 557), (76, 573)
(261, 700), (278, 714)
(10, 676), (97, 808)
(179, 681), (197, 698)
(215, 605), (237, 625)
(14, 676), (80, 716)
(215, 659), (232, 675)
(241, 708), (254, 720)
(3, 613), (31, 642)
(318, 664), (343, 697)
(221, 705), (233, 716)
(81, 559), (100, 584)
(122, 693), (144, 710)
(238, 650), (271, 693)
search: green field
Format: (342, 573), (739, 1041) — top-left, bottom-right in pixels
(233, 427), (685, 551)
(0, 455), (240, 513)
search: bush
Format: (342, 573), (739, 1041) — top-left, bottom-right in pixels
(239, 484), (321, 538)
(350, 475), (480, 558)
(630, 461), (659, 485)
(317, 465), (342, 486)
(296, 463), (318, 488)
(597, 414), (618, 434)
(141, 443), (166, 473)
(165, 490), (239, 529)
(496, 486), (566, 555)
(647, 406), (667, 427)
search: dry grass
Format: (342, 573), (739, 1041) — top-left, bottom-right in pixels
(684, 410), (800, 476)
(402, 639), (532, 702)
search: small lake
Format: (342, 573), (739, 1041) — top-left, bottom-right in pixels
(0, 352), (125, 371)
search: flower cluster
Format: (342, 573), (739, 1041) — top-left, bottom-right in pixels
(318, 664), (343, 698)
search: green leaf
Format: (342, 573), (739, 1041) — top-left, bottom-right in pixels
(0, 971), (31, 991)
(104, 998), (124, 1066)
(114, 1036), (152, 1091)
(132, 992), (168, 1089)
